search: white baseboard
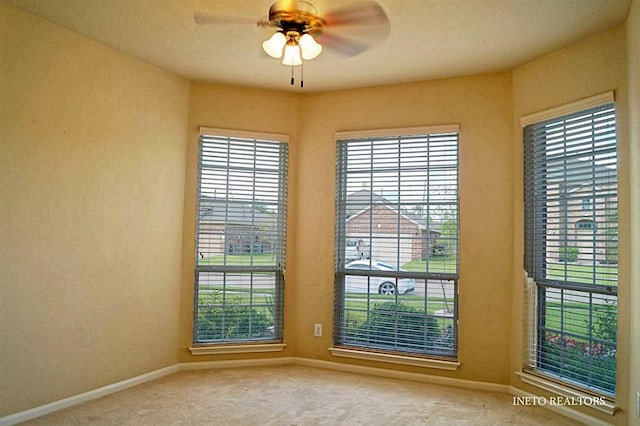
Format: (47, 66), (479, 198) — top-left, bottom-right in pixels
(292, 357), (509, 393)
(509, 386), (612, 426)
(178, 357), (295, 370)
(11, 356), (605, 426)
(0, 365), (181, 426)
(0, 358), (297, 425)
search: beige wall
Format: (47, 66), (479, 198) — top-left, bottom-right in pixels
(0, 3), (190, 416)
(294, 74), (514, 383)
(179, 75), (514, 384)
(179, 82), (299, 361)
(2, 0), (638, 423)
(511, 24), (630, 424)
(626, 1), (640, 424)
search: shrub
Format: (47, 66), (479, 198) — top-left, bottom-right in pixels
(603, 213), (618, 263)
(355, 301), (446, 353)
(541, 333), (616, 394)
(604, 239), (618, 263)
(558, 246), (579, 262)
(592, 300), (617, 345)
(196, 291), (272, 341)
(541, 301), (618, 394)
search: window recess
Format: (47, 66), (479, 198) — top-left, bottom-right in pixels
(333, 125), (460, 360)
(523, 97), (618, 397)
(193, 129), (288, 346)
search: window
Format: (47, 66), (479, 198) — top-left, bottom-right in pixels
(334, 126), (459, 359)
(193, 128), (288, 345)
(576, 219), (595, 230)
(582, 198), (593, 211)
(523, 99), (618, 396)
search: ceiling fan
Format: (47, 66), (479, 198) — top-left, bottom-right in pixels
(194, 0), (390, 87)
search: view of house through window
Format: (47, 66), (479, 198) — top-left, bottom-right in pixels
(334, 127), (459, 358)
(523, 100), (618, 395)
(193, 130), (288, 344)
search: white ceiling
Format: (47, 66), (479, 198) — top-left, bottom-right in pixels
(6, 0), (631, 92)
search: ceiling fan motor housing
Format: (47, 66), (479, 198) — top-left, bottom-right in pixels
(267, 1), (325, 37)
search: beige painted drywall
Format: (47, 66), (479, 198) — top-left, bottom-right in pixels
(178, 82), (299, 362)
(626, 1), (640, 425)
(2, 0), (637, 422)
(179, 74), (515, 384)
(293, 73), (515, 384)
(0, 3), (190, 417)
(511, 24), (630, 424)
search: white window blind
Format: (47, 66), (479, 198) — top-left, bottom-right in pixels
(523, 103), (618, 396)
(193, 131), (287, 344)
(334, 129), (459, 358)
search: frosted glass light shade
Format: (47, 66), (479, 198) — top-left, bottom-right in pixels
(281, 44), (302, 66)
(299, 34), (322, 60)
(262, 32), (286, 58)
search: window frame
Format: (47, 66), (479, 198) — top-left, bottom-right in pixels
(191, 127), (288, 351)
(333, 125), (460, 362)
(522, 93), (618, 398)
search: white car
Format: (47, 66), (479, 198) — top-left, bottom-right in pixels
(344, 260), (415, 295)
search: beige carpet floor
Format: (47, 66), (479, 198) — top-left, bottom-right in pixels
(24, 365), (580, 425)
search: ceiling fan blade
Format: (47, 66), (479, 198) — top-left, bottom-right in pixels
(193, 12), (270, 27)
(321, 1), (389, 27)
(314, 32), (369, 57)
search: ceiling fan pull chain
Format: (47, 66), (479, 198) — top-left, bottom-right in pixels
(300, 61), (304, 88)
(290, 64), (295, 85)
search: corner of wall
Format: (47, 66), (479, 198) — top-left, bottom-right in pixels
(626, 0), (640, 424)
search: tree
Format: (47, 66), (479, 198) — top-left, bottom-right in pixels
(435, 211), (457, 256)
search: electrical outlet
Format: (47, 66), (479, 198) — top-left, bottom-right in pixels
(314, 323), (323, 337)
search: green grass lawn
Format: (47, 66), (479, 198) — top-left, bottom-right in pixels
(201, 289), (598, 340)
(343, 295), (455, 329)
(198, 285), (275, 294)
(344, 296), (451, 314)
(542, 300), (617, 341)
(342, 296), (602, 340)
(199, 253), (277, 266)
(197, 289), (274, 306)
(546, 263), (618, 286)
(201, 253), (457, 272)
(402, 258), (617, 287)
(543, 302), (591, 337)
(198, 254), (612, 341)
(401, 256), (457, 274)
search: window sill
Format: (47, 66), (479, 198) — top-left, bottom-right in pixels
(189, 343), (287, 356)
(515, 371), (617, 415)
(329, 347), (460, 371)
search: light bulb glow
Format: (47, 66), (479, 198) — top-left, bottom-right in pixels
(262, 32), (286, 58)
(299, 33), (322, 60)
(281, 44), (302, 66)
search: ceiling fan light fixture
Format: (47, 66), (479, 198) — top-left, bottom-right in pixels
(262, 31), (286, 58)
(281, 42), (302, 66)
(299, 33), (322, 60)
(194, 0), (390, 87)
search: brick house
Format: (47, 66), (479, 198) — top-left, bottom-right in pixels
(345, 189), (441, 265)
(544, 160), (618, 265)
(197, 198), (276, 258)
